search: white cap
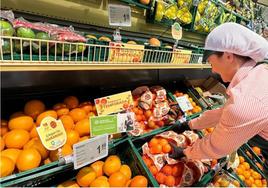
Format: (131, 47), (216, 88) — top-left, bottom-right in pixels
(204, 23), (268, 62)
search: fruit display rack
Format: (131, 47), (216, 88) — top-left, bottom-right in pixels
(0, 36), (211, 71)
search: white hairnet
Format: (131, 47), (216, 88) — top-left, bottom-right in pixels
(204, 23), (268, 62)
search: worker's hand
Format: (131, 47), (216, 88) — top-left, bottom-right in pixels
(179, 121), (191, 131)
(169, 143), (185, 159)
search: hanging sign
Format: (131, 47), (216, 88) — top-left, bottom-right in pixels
(73, 134), (108, 169)
(108, 4), (131, 27)
(90, 112), (135, 137)
(94, 91), (133, 116)
(37, 116), (67, 150)
(109, 42), (145, 63)
(170, 49), (192, 64)
(171, 22), (182, 40)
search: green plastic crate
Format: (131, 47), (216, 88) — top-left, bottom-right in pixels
(52, 138), (157, 187)
(131, 124), (217, 187)
(237, 148), (268, 180)
(0, 161), (73, 187)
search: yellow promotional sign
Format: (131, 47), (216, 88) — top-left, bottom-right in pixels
(37, 116), (67, 151)
(108, 42), (144, 63)
(171, 49), (192, 64)
(94, 91), (133, 116)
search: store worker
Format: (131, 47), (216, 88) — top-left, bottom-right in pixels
(169, 23), (268, 173)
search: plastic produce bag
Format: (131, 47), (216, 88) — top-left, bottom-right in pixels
(0, 10), (15, 54)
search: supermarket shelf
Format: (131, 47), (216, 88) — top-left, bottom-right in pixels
(0, 63), (211, 72)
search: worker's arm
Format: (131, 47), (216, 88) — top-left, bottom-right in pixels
(189, 107), (223, 130)
(184, 95), (267, 160)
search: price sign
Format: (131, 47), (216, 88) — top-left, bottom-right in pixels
(37, 116), (67, 150)
(73, 134), (108, 169)
(176, 96), (193, 112)
(108, 4), (131, 27)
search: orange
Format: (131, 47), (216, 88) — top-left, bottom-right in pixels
(76, 166), (96, 187)
(36, 110), (57, 126)
(238, 175), (245, 181)
(23, 138), (49, 160)
(57, 180), (80, 187)
(143, 158), (153, 167)
(120, 164), (132, 180)
(235, 167), (243, 175)
(0, 156), (15, 177)
(148, 120), (156, 129)
(56, 107), (69, 117)
(239, 156), (245, 163)
(162, 165), (172, 175)
(242, 162), (250, 170)
(129, 175), (148, 187)
(66, 130), (80, 146)
(108, 171), (127, 187)
(243, 170), (251, 179)
(44, 158), (52, 165)
(24, 100), (45, 119)
(74, 118), (90, 137)
(90, 176), (110, 187)
(79, 136), (90, 142)
(145, 110), (152, 119)
(156, 172), (166, 184)
(126, 179), (132, 187)
(163, 144), (172, 153)
(232, 180), (240, 187)
(79, 102), (93, 113)
(98, 176), (108, 181)
(219, 179), (230, 187)
(252, 171), (261, 180)
(150, 144), (162, 154)
(159, 138), (168, 146)
(246, 151), (253, 159)
(0, 120), (9, 136)
(135, 114), (142, 122)
(252, 146), (261, 155)
(64, 96), (79, 109)
(53, 103), (67, 110)
(256, 162), (264, 170)
(90, 161), (104, 177)
(149, 165), (158, 176)
(1, 136), (5, 151)
(8, 116), (34, 131)
(10, 111), (25, 119)
(103, 155), (121, 176)
(254, 179), (262, 187)
(4, 129), (30, 149)
(148, 138), (159, 147)
(30, 124), (39, 138)
(172, 164), (183, 177)
(165, 175), (176, 187)
(49, 144), (73, 162)
(262, 179), (267, 186)
(59, 115), (74, 130)
(69, 108), (86, 123)
(1, 148), (22, 163)
(16, 148), (41, 172)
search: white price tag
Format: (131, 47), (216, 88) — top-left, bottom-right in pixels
(176, 96), (193, 112)
(73, 134), (108, 169)
(108, 4), (131, 27)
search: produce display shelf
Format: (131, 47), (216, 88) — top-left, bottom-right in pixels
(120, 0), (151, 10)
(0, 36), (211, 71)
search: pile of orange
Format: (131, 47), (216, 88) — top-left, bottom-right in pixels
(148, 137), (172, 154)
(142, 154), (184, 187)
(235, 156), (267, 187)
(131, 100), (165, 134)
(58, 155), (148, 187)
(174, 91), (202, 115)
(0, 96), (97, 178)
